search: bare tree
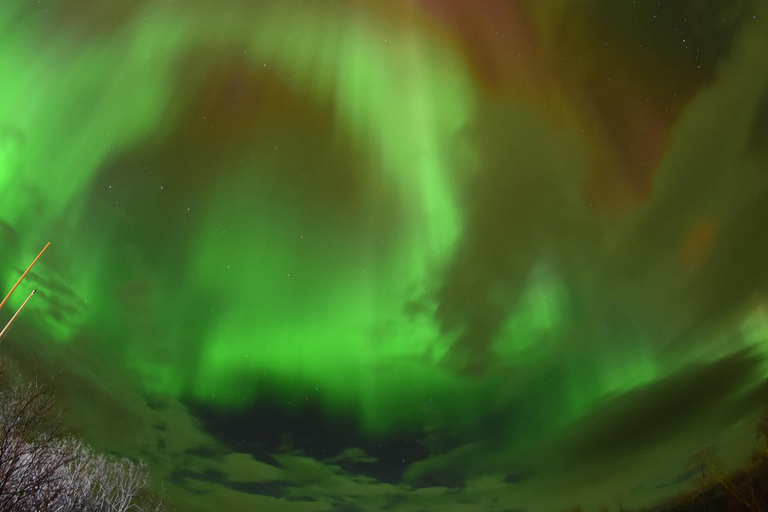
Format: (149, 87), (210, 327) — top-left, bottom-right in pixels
(0, 379), (168, 511)
(0, 380), (65, 512)
(689, 446), (766, 512)
(0, 248), (167, 510)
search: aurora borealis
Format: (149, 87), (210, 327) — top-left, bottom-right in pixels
(2, 0), (768, 510)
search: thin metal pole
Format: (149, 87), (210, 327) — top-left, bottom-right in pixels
(0, 242), (50, 312)
(0, 289), (36, 343)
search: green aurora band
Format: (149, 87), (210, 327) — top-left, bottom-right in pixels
(0, 0), (764, 429)
(0, 1), (477, 433)
(2, 1), (768, 510)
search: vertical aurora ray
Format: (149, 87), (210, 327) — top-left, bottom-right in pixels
(120, 2), (478, 431)
(1, 0), (477, 433)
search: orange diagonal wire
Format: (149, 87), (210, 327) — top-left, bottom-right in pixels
(0, 289), (36, 343)
(0, 242), (50, 312)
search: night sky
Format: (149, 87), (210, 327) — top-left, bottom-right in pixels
(2, 1), (768, 511)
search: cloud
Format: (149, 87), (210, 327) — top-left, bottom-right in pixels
(562, 350), (766, 462)
(434, 101), (593, 374)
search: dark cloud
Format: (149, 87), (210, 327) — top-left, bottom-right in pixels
(191, 386), (435, 485)
(327, 447), (378, 465)
(656, 465), (702, 490)
(330, 502), (364, 512)
(185, 445), (225, 461)
(435, 103), (593, 373)
(565, 350), (765, 462)
(170, 467), (290, 498)
(22, 270), (84, 324)
(718, 377), (768, 429)
(403, 443), (486, 489)
(228, 481), (289, 498)
(682, 187), (768, 328)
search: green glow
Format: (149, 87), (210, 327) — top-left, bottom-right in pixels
(741, 306), (768, 380)
(2, 0), (767, 460)
(493, 262), (570, 364)
(0, 1), (475, 434)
